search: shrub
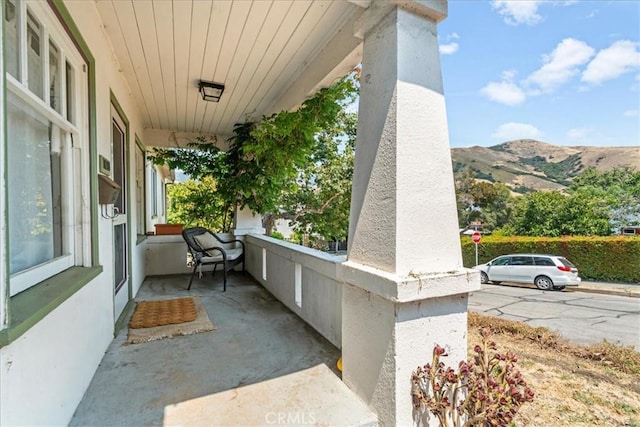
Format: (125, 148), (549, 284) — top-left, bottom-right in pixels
(462, 235), (640, 282)
(412, 328), (534, 427)
(269, 231), (285, 240)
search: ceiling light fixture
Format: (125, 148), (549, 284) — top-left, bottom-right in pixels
(198, 80), (225, 102)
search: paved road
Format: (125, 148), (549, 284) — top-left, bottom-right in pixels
(469, 284), (640, 350)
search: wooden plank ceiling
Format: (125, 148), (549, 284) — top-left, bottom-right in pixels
(94, 0), (364, 140)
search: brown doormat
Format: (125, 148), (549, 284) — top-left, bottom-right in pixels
(130, 297), (197, 328)
(126, 297), (216, 345)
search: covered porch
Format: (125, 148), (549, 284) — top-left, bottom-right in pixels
(70, 272), (376, 426)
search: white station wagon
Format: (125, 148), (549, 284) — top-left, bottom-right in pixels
(474, 254), (582, 291)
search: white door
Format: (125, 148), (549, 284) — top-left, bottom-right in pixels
(111, 107), (129, 321)
(487, 256), (512, 282)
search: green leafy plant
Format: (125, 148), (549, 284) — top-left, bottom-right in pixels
(269, 231), (285, 240)
(165, 176), (233, 232)
(150, 72), (358, 242)
(412, 328), (534, 427)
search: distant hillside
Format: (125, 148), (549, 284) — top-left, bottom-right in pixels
(451, 139), (640, 193)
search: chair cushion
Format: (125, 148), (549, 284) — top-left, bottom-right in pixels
(193, 233), (221, 256)
(201, 248), (243, 263)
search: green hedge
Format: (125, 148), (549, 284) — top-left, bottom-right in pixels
(461, 235), (640, 283)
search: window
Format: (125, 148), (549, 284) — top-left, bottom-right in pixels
(5, 0), (19, 79)
(5, 1), (89, 296)
(511, 256), (534, 266)
(492, 257), (511, 266)
(151, 167), (158, 217)
(558, 257), (576, 268)
(135, 141), (146, 236)
(534, 257), (555, 266)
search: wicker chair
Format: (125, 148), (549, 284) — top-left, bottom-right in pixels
(182, 227), (244, 291)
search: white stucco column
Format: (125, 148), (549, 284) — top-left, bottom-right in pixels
(341, 2), (480, 425)
(232, 206), (265, 237)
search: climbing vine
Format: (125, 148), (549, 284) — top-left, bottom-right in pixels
(151, 72), (358, 225)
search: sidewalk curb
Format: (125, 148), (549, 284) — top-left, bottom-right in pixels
(482, 282), (640, 298)
(566, 285), (640, 298)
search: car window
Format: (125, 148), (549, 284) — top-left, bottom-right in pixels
(492, 257), (511, 266)
(511, 256), (534, 266)
(534, 257), (555, 266)
(558, 257), (576, 268)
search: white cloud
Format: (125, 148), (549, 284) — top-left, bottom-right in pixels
(482, 39), (595, 106)
(501, 69), (518, 81)
(567, 127), (593, 141)
(491, 122), (544, 140)
(480, 81), (526, 106)
(584, 9), (598, 19)
(439, 42), (459, 55)
(582, 40), (640, 85)
(492, 0), (542, 26)
(526, 38), (595, 92)
(624, 109), (639, 117)
(439, 33), (460, 55)
(480, 69), (527, 106)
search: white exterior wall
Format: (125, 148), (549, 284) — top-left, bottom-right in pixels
(245, 235), (343, 348)
(0, 1), (152, 424)
(0, 1), (6, 332)
(274, 218), (295, 239)
(132, 239), (148, 296)
(77, 0), (147, 300)
(148, 164), (171, 231)
(145, 235), (193, 276)
(0, 277), (112, 425)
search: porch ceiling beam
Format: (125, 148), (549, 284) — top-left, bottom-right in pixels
(264, 11), (365, 116)
(143, 129), (229, 151)
(347, 0), (372, 8)
(354, 0), (447, 39)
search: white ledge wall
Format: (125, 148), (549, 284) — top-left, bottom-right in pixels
(245, 235), (343, 348)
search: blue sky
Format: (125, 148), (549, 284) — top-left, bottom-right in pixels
(438, 1), (640, 148)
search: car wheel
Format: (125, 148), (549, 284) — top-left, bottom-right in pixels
(480, 272), (489, 284)
(535, 275), (553, 290)
(553, 285), (566, 291)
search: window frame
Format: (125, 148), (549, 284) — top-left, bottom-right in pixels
(150, 166), (158, 218)
(135, 136), (146, 239)
(5, 0), (90, 297)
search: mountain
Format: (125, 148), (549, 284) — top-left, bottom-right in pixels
(451, 139), (640, 193)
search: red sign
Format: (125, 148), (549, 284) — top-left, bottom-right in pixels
(472, 231), (482, 244)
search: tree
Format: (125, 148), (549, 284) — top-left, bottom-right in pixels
(274, 110), (356, 242)
(475, 182), (516, 231)
(506, 190), (611, 236)
(456, 166), (639, 237)
(568, 166), (640, 232)
(166, 176), (232, 232)
(150, 73), (359, 241)
(455, 167), (516, 231)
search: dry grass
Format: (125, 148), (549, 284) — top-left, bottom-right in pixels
(468, 312), (640, 426)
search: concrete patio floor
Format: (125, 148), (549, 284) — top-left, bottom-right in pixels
(70, 272), (376, 426)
